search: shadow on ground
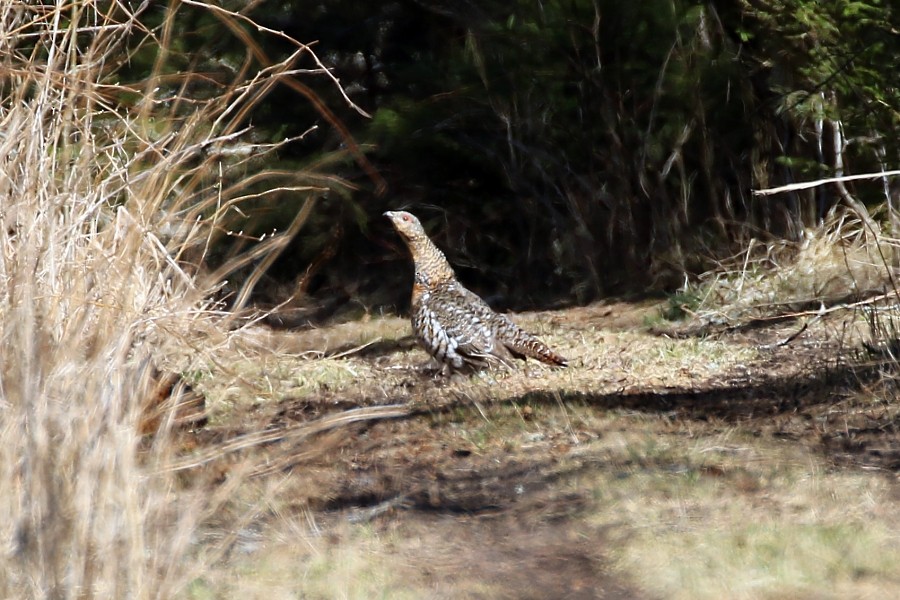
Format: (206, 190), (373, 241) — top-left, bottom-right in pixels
(182, 304), (900, 598)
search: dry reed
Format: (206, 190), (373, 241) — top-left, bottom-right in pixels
(0, 2), (353, 597)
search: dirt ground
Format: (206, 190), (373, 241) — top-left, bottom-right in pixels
(175, 300), (900, 599)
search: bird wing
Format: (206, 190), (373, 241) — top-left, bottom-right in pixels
(456, 284), (568, 367)
(421, 281), (567, 368)
(429, 283), (509, 362)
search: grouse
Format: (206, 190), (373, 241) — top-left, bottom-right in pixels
(384, 210), (568, 373)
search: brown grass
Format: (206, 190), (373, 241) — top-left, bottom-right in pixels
(167, 314), (900, 598)
(168, 294), (900, 597)
(687, 214), (894, 325)
(0, 3), (357, 597)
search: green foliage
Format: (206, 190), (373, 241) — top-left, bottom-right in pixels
(661, 291), (703, 322)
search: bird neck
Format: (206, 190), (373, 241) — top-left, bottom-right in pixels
(408, 235), (455, 287)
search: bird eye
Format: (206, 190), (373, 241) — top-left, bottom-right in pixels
(402, 214), (411, 222)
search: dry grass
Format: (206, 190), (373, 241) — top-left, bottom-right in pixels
(162, 289), (899, 598)
(0, 3), (356, 597)
(184, 520), (425, 600)
(685, 214), (894, 325)
(171, 374), (900, 599)
(596, 434), (900, 599)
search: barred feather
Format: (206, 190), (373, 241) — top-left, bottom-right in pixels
(385, 210), (568, 372)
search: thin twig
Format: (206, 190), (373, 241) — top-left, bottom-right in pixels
(758, 321), (809, 350)
(161, 404), (411, 473)
(753, 170), (900, 196)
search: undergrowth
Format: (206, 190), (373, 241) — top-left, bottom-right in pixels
(0, 2), (355, 597)
(667, 214), (897, 326)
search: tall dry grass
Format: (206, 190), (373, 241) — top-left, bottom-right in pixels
(682, 213), (895, 325)
(0, 2), (350, 597)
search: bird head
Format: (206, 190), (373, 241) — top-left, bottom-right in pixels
(384, 210), (426, 243)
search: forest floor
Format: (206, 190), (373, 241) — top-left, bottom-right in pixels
(175, 299), (900, 599)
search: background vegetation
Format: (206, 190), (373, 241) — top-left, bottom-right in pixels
(168, 0), (898, 314)
(57, 1), (896, 314)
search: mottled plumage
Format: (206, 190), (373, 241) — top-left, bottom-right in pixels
(384, 210), (568, 373)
